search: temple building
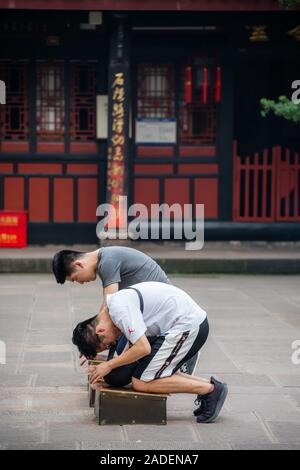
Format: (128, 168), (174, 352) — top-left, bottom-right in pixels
(0, 0), (299, 243)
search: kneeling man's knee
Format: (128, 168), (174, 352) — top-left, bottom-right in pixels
(132, 377), (150, 393)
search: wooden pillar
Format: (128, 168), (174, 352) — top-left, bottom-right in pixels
(218, 47), (234, 221)
(106, 15), (130, 229)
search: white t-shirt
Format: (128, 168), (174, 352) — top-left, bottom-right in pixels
(106, 281), (207, 344)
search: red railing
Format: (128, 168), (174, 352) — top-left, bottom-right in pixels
(233, 142), (300, 222)
(276, 148), (300, 221)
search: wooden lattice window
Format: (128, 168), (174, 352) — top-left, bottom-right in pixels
(36, 61), (65, 141)
(180, 61), (220, 145)
(0, 60), (29, 141)
(137, 64), (174, 118)
(70, 61), (96, 141)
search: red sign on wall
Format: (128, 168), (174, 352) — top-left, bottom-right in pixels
(0, 211), (27, 248)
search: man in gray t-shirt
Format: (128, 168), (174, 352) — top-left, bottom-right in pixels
(52, 246), (197, 374)
(98, 246), (171, 290)
(52, 246), (170, 293)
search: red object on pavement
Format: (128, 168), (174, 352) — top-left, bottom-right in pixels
(0, 211), (27, 248)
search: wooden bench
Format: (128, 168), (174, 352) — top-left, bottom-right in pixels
(94, 387), (168, 425)
(86, 358), (168, 425)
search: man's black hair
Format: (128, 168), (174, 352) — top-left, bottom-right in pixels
(52, 250), (85, 284)
(72, 315), (101, 359)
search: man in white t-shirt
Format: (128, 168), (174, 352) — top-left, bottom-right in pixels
(72, 281), (228, 423)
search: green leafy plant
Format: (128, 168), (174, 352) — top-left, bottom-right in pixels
(279, 0), (300, 8)
(260, 96), (300, 123)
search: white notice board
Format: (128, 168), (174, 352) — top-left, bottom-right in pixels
(96, 95), (108, 139)
(136, 118), (176, 144)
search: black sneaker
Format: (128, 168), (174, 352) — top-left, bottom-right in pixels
(195, 376), (228, 423)
(193, 376), (215, 416)
(193, 395), (203, 416)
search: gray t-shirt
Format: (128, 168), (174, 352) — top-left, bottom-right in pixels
(97, 246), (171, 289)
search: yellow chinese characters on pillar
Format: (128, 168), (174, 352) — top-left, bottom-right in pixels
(112, 73), (125, 87)
(108, 71), (126, 228)
(113, 87), (125, 102)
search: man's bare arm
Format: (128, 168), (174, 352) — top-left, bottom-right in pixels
(99, 283), (119, 312)
(89, 335), (151, 384)
(109, 335), (151, 368)
(78, 284), (120, 366)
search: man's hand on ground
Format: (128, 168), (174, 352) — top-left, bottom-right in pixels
(90, 362), (113, 384)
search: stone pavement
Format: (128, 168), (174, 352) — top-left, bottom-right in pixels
(0, 273), (300, 450)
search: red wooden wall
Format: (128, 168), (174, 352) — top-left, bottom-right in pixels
(1, 163), (99, 223)
(134, 145), (219, 219)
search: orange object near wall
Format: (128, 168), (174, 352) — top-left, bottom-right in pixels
(0, 211), (27, 248)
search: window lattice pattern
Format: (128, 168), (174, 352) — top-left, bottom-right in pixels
(180, 64), (218, 145)
(70, 62), (96, 141)
(0, 60), (29, 141)
(36, 61), (65, 141)
(180, 104), (216, 145)
(137, 64), (174, 119)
